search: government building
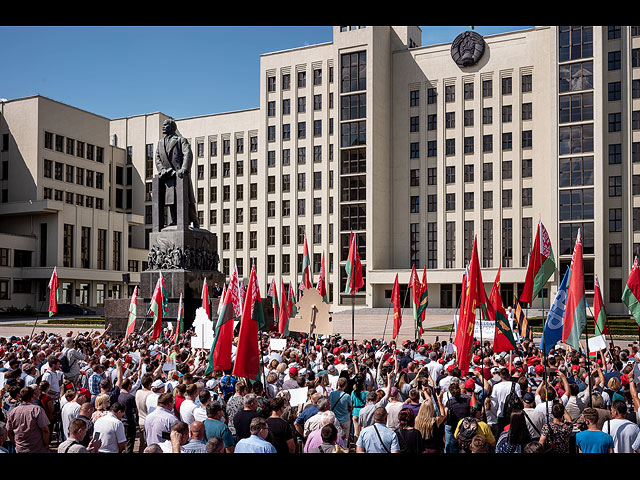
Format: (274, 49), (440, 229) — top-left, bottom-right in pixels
(1, 26), (638, 316)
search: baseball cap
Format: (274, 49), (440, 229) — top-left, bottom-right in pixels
(151, 379), (165, 390)
(289, 367), (298, 376)
(523, 392), (535, 404)
(464, 378), (476, 390)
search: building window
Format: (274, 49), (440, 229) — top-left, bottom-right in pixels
(445, 222), (455, 268)
(427, 222), (437, 269)
(427, 167), (437, 185)
(427, 88), (437, 104)
(609, 243), (622, 268)
(410, 89), (419, 107)
(609, 208), (622, 232)
(446, 193), (455, 211)
(502, 218), (513, 267)
(502, 105), (512, 123)
(445, 112), (455, 129)
(483, 107), (493, 125)
(522, 187), (533, 207)
(522, 103), (532, 120)
(427, 194), (437, 212)
(482, 191), (493, 209)
(609, 176), (622, 197)
(483, 163), (493, 181)
(522, 74), (532, 92)
(502, 132), (512, 150)
(522, 159), (532, 178)
(464, 109), (474, 127)
(482, 79), (492, 98)
(446, 166), (455, 184)
(464, 83), (474, 100)
(445, 85), (455, 102)
(502, 77), (512, 95)
(464, 192), (474, 210)
(522, 130), (533, 148)
(483, 219), (493, 268)
(609, 112), (622, 132)
(410, 196), (420, 213)
(427, 141), (437, 157)
(446, 139), (455, 156)
(502, 161), (512, 179)
(410, 142), (419, 158)
(63, 224), (74, 267)
(427, 114), (437, 131)
(341, 51), (366, 93)
(268, 75), (276, 92)
(559, 124), (593, 154)
(559, 92), (593, 123)
(483, 135), (493, 153)
(410, 223), (420, 267)
(559, 61), (593, 93)
(502, 189), (512, 208)
(608, 51), (621, 71)
(410, 116), (420, 132)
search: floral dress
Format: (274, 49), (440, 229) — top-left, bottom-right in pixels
(540, 421), (573, 453)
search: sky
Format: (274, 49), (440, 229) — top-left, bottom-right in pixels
(0, 26), (534, 120)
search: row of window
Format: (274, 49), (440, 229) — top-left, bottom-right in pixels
(266, 119), (334, 142)
(409, 75), (533, 107)
(43, 187), (104, 210)
(43, 159), (104, 188)
(267, 66), (333, 93)
(62, 226), (120, 270)
(44, 131), (104, 163)
(410, 187), (533, 213)
(416, 104), (534, 132)
(410, 131), (533, 157)
(410, 160), (534, 187)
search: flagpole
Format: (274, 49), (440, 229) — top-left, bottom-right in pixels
(351, 291), (355, 349)
(449, 284), (464, 343)
(382, 294), (393, 343)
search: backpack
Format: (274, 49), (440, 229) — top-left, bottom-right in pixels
(457, 416), (479, 451)
(502, 382), (523, 420)
(59, 350), (71, 374)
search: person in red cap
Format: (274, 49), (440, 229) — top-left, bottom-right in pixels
(282, 367), (300, 390)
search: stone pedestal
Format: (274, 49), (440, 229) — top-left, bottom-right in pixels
(105, 226), (224, 338)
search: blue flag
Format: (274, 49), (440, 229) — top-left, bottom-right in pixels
(540, 267), (570, 355)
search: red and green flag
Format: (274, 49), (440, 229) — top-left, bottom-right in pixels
(593, 274), (609, 336)
(488, 267), (517, 353)
(622, 257), (640, 327)
(391, 273), (402, 340)
(233, 263), (264, 381)
(302, 231), (312, 289)
(48, 267), (59, 317)
(268, 278), (279, 324)
(562, 229), (587, 350)
(288, 281), (297, 319)
(520, 220), (555, 306)
(344, 230), (364, 295)
(278, 280), (289, 336)
(125, 286), (138, 339)
(316, 250), (328, 303)
(417, 266), (428, 334)
(217, 283), (226, 315)
(173, 292), (184, 344)
(204, 280), (235, 375)
(149, 273), (168, 341)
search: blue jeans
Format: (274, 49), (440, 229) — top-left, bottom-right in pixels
(444, 424), (459, 453)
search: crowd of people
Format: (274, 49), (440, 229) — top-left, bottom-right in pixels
(1, 320), (640, 455)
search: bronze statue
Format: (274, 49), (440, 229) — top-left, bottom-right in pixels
(155, 119), (200, 229)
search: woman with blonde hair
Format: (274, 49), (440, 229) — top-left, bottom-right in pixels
(91, 393), (110, 423)
(414, 392), (446, 453)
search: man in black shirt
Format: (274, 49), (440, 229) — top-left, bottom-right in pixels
(233, 393), (261, 441)
(117, 377), (138, 453)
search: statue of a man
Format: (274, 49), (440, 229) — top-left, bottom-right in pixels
(155, 119), (200, 228)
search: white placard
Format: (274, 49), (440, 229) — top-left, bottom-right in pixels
(587, 334), (607, 354)
(162, 361), (176, 372)
(453, 314), (495, 339)
(270, 339), (287, 351)
(191, 307), (214, 349)
(168, 322), (174, 331)
(288, 387), (309, 407)
(0, 371), (4, 390)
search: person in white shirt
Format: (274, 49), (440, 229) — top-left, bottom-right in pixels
(61, 389), (89, 441)
(146, 380), (166, 415)
(534, 371), (570, 423)
(180, 384), (199, 425)
(491, 368), (523, 431)
(94, 402), (127, 453)
(426, 352), (443, 381)
(603, 400), (640, 453)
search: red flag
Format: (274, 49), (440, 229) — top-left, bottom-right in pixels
(454, 236), (486, 375)
(149, 276), (165, 341)
(48, 267), (59, 317)
(391, 274), (402, 339)
(202, 277), (210, 321)
(233, 264), (261, 380)
(419, 266), (428, 334)
(344, 230), (364, 294)
(316, 250), (328, 303)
